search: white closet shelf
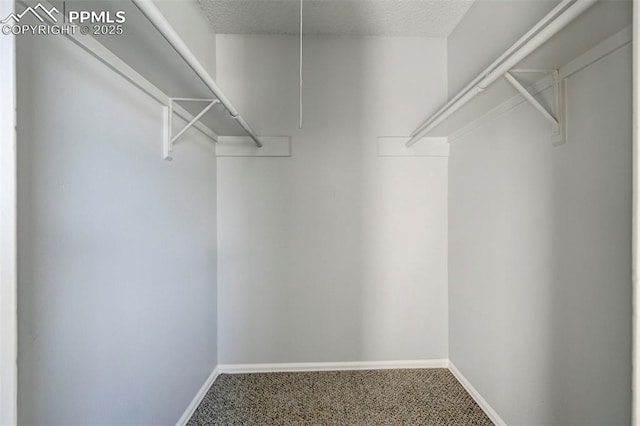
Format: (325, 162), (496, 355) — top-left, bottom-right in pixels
(130, 0), (262, 152)
(24, 0), (269, 160)
(407, 0), (631, 144)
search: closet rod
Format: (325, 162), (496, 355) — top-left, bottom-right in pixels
(17, 0), (219, 143)
(405, 0), (598, 147)
(131, 0), (263, 148)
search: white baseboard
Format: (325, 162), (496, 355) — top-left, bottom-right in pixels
(448, 362), (506, 426)
(175, 366), (220, 426)
(218, 359), (449, 374)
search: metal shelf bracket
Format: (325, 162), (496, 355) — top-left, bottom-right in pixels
(504, 69), (567, 145)
(162, 98), (221, 161)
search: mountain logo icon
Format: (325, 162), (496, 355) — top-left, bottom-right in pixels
(0, 3), (59, 24)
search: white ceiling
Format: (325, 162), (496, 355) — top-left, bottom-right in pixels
(197, 0), (475, 37)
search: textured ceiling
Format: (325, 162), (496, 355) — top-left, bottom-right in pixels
(197, 0), (475, 37)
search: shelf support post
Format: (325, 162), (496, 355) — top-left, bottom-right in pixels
(163, 105), (172, 161)
(551, 70), (567, 146)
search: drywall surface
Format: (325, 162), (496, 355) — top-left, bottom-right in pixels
(154, 0), (216, 77)
(216, 35), (449, 364)
(16, 31), (218, 424)
(449, 45), (632, 423)
(447, 0), (559, 98)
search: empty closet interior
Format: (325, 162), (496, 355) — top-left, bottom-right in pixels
(12, 0), (633, 424)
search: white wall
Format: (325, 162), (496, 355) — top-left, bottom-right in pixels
(16, 29), (218, 425)
(0, 0), (17, 424)
(448, 41), (632, 425)
(215, 35), (449, 364)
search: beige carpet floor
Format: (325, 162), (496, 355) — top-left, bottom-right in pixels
(187, 368), (493, 425)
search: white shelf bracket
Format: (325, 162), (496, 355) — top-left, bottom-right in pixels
(163, 98), (221, 161)
(504, 70), (566, 145)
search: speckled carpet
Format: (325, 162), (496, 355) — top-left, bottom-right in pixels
(187, 368), (493, 425)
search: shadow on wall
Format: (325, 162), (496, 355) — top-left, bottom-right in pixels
(447, 42), (632, 426)
(446, 0), (633, 423)
(215, 8), (449, 364)
(16, 23), (219, 425)
(546, 45), (632, 423)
